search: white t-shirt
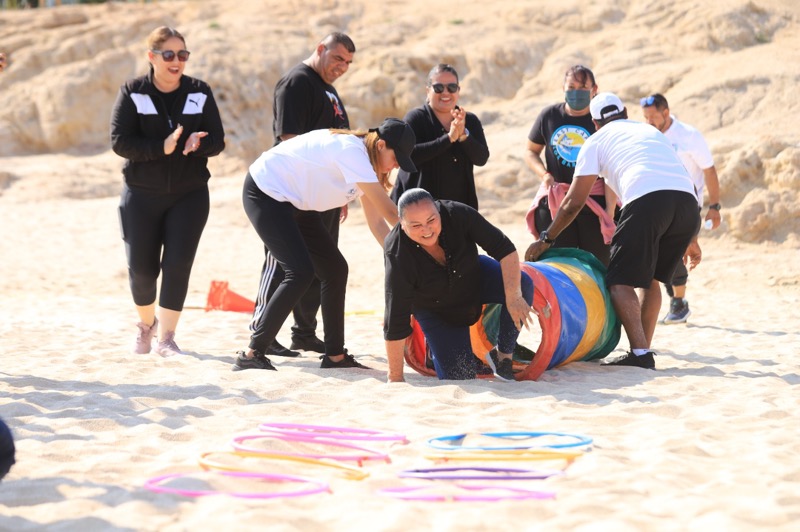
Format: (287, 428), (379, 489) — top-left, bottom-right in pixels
(663, 116), (715, 206)
(574, 119), (695, 206)
(249, 129), (378, 211)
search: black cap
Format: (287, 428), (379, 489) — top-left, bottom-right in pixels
(373, 118), (417, 173)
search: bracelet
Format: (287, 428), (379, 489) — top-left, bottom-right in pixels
(708, 203), (721, 210)
(426, 431), (593, 451)
(143, 470), (330, 499)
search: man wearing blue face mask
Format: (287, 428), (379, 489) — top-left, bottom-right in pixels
(524, 65), (616, 266)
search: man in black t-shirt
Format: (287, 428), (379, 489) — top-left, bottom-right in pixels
(250, 33), (356, 358)
(524, 65), (613, 266)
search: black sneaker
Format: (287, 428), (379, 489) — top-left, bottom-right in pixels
(265, 339), (300, 358)
(601, 351), (656, 369)
(290, 336), (326, 353)
(232, 350), (277, 371)
(486, 348), (515, 381)
(319, 351), (372, 369)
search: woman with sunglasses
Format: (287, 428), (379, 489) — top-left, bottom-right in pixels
(111, 26), (225, 357)
(390, 64), (489, 210)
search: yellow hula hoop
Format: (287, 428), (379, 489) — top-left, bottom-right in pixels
(424, 449), (584, 464)
(197, 450), (370, 481)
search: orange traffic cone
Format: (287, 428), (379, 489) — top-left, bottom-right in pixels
(205, 280), (256, 313)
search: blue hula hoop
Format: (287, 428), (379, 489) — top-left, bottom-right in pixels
(426, 431), (593, 451)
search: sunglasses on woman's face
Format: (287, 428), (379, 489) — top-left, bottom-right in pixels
(152, 49), (191, 62)
(430, 83), (460, 94)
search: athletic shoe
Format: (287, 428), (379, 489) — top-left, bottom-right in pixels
(290, 335), (326, 353)
(661, 298), (691, 324)
(319, 351), (372, 369)
(134, 317), (158, 354)
(265, 339), (300, 358)
(486, 348), (515, 382)
(601, 351), (656, 369)
(153, 331), (182, 357)
(474, 355), (494, 376)
(232, 350), (277, 371)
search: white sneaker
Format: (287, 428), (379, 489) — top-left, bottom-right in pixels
(133, 318), (158, 354)
(153, 331), (183, 357)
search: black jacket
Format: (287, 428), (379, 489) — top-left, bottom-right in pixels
(110, 70), (225, 193)
(390, 104), (489, 209)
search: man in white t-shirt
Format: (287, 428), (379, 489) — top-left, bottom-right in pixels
(641, 93), (721, 324)
(525, 92), (701, 370)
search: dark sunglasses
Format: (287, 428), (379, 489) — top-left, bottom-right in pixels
(640, 95), (656, 107)
(152, 49), (191, 62)
(430, 83), (460, 94)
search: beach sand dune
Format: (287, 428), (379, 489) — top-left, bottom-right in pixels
(1, 0), (800, 530)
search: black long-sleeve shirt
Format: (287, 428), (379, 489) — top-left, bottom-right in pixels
(383, 200), (516, 341)
(390, 104), (489, 209)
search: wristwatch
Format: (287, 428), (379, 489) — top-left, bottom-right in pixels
(539, 230), (555, 245)
(708, 203), (721, 210)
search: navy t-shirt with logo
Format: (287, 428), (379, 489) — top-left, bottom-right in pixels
(528, 102), (595, 184)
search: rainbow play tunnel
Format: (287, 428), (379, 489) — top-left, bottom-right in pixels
(404, 248), (620, 380)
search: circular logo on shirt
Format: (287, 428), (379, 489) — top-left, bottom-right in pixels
(550, 125), (592, 167)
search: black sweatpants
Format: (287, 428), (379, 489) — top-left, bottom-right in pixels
(118, 184), (209, 311)
(242, 174), (348, 355)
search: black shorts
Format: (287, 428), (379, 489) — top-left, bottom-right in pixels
(606, 190), (700, 289)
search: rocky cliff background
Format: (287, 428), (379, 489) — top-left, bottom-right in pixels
(1, 0), (798, 244)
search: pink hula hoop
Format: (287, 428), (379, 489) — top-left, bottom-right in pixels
(230, 432), (391, 466)
(257, 422), (407, 443)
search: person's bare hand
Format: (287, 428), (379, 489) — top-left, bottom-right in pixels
(684, 239), (702, 271)
(507, 293), (536, 331)
(340, 203), (349, 223)
(182, 131), (208, 155)
(449, 107), (467, 141)
(164, 124), (183, 155)
(525, 241), (550, 262)
(705, 208), (721, 230)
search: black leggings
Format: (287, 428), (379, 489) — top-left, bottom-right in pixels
(242, 174), (348, 355)
(250, 206), (341, 341)
(118, 184), (209, 311)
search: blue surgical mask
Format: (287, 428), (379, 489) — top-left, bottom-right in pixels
(565, 89), (591, 111)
